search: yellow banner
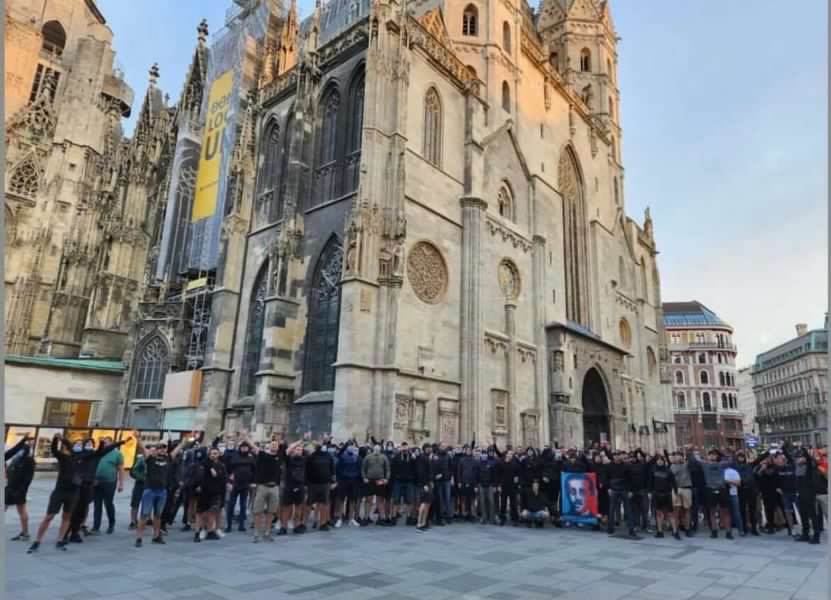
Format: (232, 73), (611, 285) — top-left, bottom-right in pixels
(192, 69), (234, 221)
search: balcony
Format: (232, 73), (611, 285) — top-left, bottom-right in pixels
(669, 340), (737, 352)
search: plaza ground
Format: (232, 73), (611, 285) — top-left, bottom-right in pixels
(4, 478), (828, 600)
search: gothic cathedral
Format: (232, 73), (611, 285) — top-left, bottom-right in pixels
(5, 0), (676, 450)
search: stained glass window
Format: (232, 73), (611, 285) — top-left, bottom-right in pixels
(133, 336), (169, 399)
(240, 264), (268, 397)
(303, 238), (343, 393)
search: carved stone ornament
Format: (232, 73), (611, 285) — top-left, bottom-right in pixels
(407, 241), (447, 303)
(498, 259), (520, 300)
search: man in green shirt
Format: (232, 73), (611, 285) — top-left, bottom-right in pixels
(90, 436), (124, 534)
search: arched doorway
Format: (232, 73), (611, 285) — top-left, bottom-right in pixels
(582, 367), (609, 447)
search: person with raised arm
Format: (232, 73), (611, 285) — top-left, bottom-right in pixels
(134, 435), (187, 547)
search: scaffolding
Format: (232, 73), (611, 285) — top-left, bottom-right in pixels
(183, 272), (214, 370)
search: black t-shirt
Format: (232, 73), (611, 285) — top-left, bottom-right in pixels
(229, 452), (256, 488)
(255, 451), (282, 485)
(145, 456), (171, 490)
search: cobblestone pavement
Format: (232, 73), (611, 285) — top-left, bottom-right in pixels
(4, 478), (828, 600)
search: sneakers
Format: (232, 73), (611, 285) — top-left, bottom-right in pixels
(206, 531), (220, 541)
(215, 529), (225, 539)
(319, 524), (330, 532)
(199, 529), (208, 541)
(710, 530), (718, 539)
(335, 519), (343, 529)
(27, 542), (40, 554)
(655, 531), (664, 539)
(129, 522), (137, 530)
(294, 524), (306, 535)
(56, 541), (68, 551)
(673, 531), (682, 540)
(152, 536), (165, 544)
(265, 533), (275, 543)
(193, 531), (201, 543)
(135, 538), (143, 548)
(686, 529), (694, 538)
(277, 527), (288, 536)
(106, 525), (115, 535)
(253, 535), (261, 543)
(11, 533), (30, 541)
(238, 525), (246, 533)
(628, 529), (641, 540)
(181, 524), (192, 532)
(68, 533), (84, 544)
(87, 528), (101, 536)
(725, 531), (734, 540)
(416, 526), (427, 533)
(795, 534), (810, 543)
(350, 519), (360, 528)
(224, 527), (232, 534)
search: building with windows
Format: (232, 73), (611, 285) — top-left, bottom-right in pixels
(19, 0), (674, 446)
(753, 319), (828, 447)
(663, 301), (744, 449)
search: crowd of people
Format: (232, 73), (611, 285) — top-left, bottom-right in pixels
(4, 430), (828, 554)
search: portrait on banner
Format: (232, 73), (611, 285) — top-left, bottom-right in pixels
(560, 472), (599, 524)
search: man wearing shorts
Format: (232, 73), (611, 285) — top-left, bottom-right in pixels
(135, 438), (186, 547)
(5, 433), (36, 541)
(128, 453), (146, 529)
(29, 434), (128, 554)
(390, 442), (416, 524)
(279, 441), (307, 535)
(306, 442), (336, 531)
(415, 444), (434, 532)
(362, 444), (391, 526)
(670, 451), (694, 536)
(248, 436), (284, 542)
(196, 446), (228, 540)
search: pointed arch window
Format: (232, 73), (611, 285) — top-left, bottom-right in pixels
(559, 147), (589, 326)
(502, 21), (511, 53)
(315, 86), (341, 203)
(344, 68), (365, 193)
(302, 238), (344, 394)
(463, 5), (478, 36)
(501, 81), (510, 112)
(133, 336), (170, 399)
(276, 112), (294, 218)
(497, 185), (513, 221)
(618, 318), (632, 348)
(8, 156), (42, 199)
(424, 87), (442, 167)
(580, 48), (591, 72)
(240, 263), (268, 397)
(257, 120), (281, 223)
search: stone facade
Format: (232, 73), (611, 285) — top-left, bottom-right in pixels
(753, 320), (829, 447)
(663, 301), (744, 450)
(4, 0), (167, 361)
(119, 0), (674, 449)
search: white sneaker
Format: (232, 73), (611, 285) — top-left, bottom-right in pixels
(199, 529), (208, 541)
(350, 519), (360, 527)
(215, 529), (224, 539)
(335, 519), (343, 529)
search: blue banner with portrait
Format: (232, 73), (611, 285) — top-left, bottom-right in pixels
(560, 472), (599, 525)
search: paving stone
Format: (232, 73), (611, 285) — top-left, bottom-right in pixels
(428, 573), (501, 593)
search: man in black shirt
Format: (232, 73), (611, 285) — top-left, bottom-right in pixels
(225, 440), (256, 533)
(135, 437), (186, 547)
(5, 433), (36, 541)
(249, 436), (284, 542)
(415, 444), (434, 532)
(606, 451), (639, 539)
(306, 442), (336, 531)
(28, 434), (128, 554)
(279, 440), (306, 535)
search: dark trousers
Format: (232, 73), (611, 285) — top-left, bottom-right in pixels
(631, 490), (649, 530)
(761, 491), (781, 529)
(162, 486), (182, 525)
(499, 485), (519, 523)
(798, 492), (819, 536)
(227, 487), (250, 529)
(92, 480), (117, 530)
(738, 487), (758, 533)
(69, 482), (95, 535)
(608, 490), (633, 533)
(691, 487), (703, 530)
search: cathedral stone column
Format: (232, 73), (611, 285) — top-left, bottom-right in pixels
(532, 234), (548, 443)
(460, 196), (487, 442)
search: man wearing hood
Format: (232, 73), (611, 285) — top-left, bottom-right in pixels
(335, 441), (362, 527)
(225, 440), (256, 533)
(5, 433), (36, 541)
(361, 443), (392, 525)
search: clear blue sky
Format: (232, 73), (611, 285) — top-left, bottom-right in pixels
(98, 0), (828, 366)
